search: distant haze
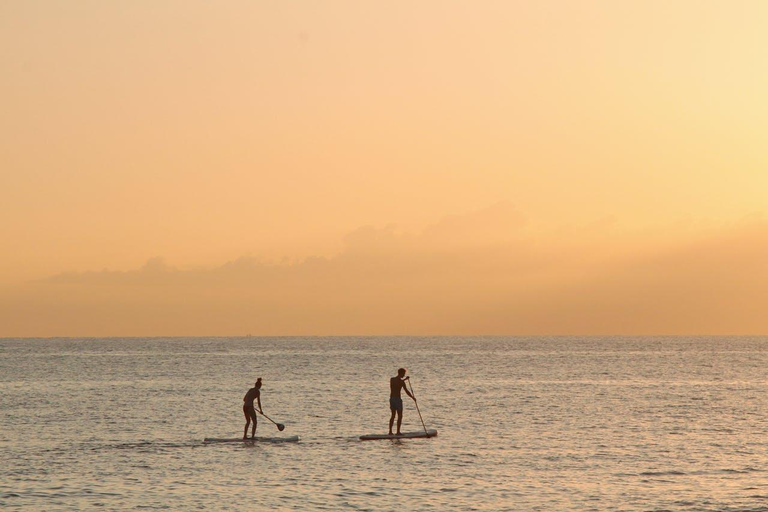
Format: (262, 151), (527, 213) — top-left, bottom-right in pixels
(1, 2), (767, 335)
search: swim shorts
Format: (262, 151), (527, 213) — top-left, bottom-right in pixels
(389, 397), (403, 411)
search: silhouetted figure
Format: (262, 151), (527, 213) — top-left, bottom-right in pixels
(243, 378), (263, 439)
(389, 368), (415, 435)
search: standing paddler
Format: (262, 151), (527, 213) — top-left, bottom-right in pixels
(389, 368), (415, 436)
(243, 378), (263, 439)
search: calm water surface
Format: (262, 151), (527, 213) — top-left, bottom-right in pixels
(2, 336), (768, 511)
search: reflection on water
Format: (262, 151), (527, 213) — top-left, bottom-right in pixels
(2, 336), (768, 510)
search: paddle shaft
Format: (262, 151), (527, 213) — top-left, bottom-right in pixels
(407, 378), (429, 436)
(258, 410), (284, 430)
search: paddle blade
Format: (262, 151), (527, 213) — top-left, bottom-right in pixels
(277, 423), (285, 431)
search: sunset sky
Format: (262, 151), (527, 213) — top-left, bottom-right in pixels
(1, 1), (767, 336)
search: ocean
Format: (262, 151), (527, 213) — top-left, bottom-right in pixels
(2, 336), (768, 511)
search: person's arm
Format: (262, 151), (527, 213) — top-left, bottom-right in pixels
(402, 379), (415, 400)
(257, 393), (263, 413)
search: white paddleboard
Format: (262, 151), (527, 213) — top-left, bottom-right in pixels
(204, 435), (300, 443)
(359, 429), (437, 441)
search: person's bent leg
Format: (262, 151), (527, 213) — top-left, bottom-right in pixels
(244, 407), (251, 439)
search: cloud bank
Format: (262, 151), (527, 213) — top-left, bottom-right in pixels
(2, 203), (767, 336)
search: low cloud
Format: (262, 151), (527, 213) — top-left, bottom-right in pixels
(2, 203), (767, 336)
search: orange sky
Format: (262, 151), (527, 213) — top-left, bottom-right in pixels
(1, 1), (767, 336)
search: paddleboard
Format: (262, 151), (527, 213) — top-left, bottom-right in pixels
(204, 435), (300, 443)
(359, 429), (437, 441)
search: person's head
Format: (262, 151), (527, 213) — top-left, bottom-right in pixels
(397, 368), (406, 378)
(255, 377), (262, 388)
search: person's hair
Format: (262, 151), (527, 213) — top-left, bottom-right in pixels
(397, 368), (406, 377)
(255, 377), (262, 388)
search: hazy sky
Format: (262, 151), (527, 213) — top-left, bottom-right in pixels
(1, 1), (767, 335)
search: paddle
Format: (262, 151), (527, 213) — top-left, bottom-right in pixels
(406, 377), (431, 437)
(258, 410), (285, 431)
